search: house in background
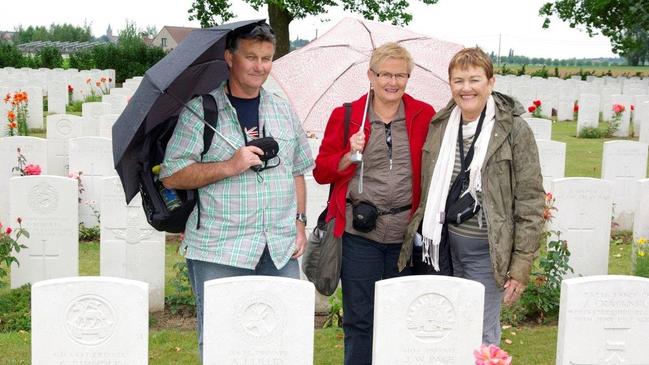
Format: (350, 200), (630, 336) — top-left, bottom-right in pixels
(152, 26), (199, 52)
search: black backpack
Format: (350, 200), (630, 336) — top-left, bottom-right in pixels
(139, 94), (218, 233)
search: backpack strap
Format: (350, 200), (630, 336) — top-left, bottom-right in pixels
(195, 93), (219, 230)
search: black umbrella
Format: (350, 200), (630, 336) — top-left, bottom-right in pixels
(112, 19), (266, 203)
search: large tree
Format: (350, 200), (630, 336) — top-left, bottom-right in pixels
(188, 0), (438, 58)
(539, 0), (649, 65)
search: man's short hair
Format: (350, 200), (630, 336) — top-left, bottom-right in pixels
(369, 42), (414, 74)
(226, 22), (276, 53)
(448, 47), (494, 79)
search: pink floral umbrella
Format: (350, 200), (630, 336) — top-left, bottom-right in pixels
(271, 17), (463, 133)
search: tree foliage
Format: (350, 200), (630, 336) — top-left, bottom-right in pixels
(36, 46), (63, 68)
(540, 0), (649, 65)
(14, 23), (93, 44)
(188, 0), (439, 58)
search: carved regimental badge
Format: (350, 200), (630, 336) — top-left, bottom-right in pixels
(29, 182), (58, 213)
(237, 292), (286, 341)
(406, 293), (456, 343)
(65, 295), (117, 346)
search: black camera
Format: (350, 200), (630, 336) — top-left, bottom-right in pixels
(247, 137), (280, 172)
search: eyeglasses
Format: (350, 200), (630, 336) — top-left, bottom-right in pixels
(373, 70), (410, 82)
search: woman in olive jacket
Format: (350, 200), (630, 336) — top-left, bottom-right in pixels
(399, 47), (544, 345)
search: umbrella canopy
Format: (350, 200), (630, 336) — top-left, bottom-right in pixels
(112, 19), (266, 202)
(271, 17), (463, 134)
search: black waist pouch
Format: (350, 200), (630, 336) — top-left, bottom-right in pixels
(352, 201), (379, 233)
(444, 172), (480, 226)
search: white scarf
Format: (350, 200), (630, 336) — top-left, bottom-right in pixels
(421, 95), (496, 270)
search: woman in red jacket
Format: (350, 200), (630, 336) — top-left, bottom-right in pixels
(313, 42), (436, 365)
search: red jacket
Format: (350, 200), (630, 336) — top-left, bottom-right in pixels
(313, 93), (436, 238)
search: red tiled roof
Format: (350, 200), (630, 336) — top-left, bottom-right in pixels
(163, 26), (199, 44)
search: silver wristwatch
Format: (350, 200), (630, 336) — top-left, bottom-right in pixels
(296, 213), (307, 225)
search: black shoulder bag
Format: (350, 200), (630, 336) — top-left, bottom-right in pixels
(444, 106), (486, 225)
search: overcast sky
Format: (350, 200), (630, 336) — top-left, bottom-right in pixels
(1, 0), (617, 59)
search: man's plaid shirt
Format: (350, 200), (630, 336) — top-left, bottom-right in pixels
(160, 82), (314, 269)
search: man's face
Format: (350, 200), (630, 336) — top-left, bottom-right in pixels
(225, 38), (275, 95)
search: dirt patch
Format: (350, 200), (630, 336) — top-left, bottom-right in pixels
(150, 307), (196, 331)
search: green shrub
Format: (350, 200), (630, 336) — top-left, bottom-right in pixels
(323, 288), (343, 328)
(78, 223), (100, 242)
(0, 42), (24, 67)
(0, 285), (31, 332)
(530, 65), (549, 78)
(36, 46), (63, 68)
(165, 261), (195, 315)
(578, 127), (602, 138)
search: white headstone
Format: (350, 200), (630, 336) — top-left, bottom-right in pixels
(47, 81), (67, 114)
(99, 114), (120, 138)
(550, 178), (612, 278)
(640, 101), (649, 144)
(32, 277), (149, 365)
(203, 277), (315, 365)
(25, 86), (44, 129)
(556, 275), (649, 365)
(601, 141), (649, 230)
(633, 95), (649, 137)
(577, 94), (601, 135)
(69, 137), (116, 227)
(634, 179), (649, 246)
(101, 94), (128, 115)
(81, 102), (111, 136)
(373, 276), (484, 365)
(9, 176), (78, 288)
(537, 140), (566, 192)
(100, 177), (165, 312)
(524, 117), (552, 140)
(46, 114), (83, 176)
(0, 136), (48, 224)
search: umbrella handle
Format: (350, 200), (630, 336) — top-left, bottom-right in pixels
(351, 86), (372, 165)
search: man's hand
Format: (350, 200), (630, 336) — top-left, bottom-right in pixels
(503, 278), (525, 306)
(292, 222), (307, 258)
(226, 145), (264, 175)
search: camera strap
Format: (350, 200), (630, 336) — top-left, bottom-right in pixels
(457, 106), (487, 188)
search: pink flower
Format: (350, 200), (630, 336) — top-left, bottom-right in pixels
(474, 344), (512, 365)
(24, 164), (41, 176)
(612, 104), (625, 114)
(5, 227), (12, 235)
(68, 172), (80, 179)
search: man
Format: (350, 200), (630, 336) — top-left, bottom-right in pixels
(159, 22), (314, 359)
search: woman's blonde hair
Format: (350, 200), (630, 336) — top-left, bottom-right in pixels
(448, 47), (494, 79)
(369, 42), (414, 74)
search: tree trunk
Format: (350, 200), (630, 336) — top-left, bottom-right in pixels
(268, 3), (292, 59)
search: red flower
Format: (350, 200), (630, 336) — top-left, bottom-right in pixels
(546, 192), (553, 201)
(528, 105), (536, 113)
(573, 104), (579, 113)
(16, 217), (22, 224)
(68, 84), (73, 93)
(5, 227), (12, 235)
(631, 104), (635, 111)
(533, 100), (542, 107)
(108, 77), (113, 83)
(7, 110), (15, 121)
(613, 104), (625, 114)
(9, 122), (17, 129)
(24, 164), (42, 176)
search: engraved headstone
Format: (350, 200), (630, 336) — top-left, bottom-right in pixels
(0, 136), (48, 225)
(556, 275), (649, 365)
(640, 101), (649, 144)
(524, 117), (552, 140)
(203, 277), (315, 365)
(46, 114), (83, 176)
(633, 95), (649, 137)
(537, 140), (566, 192)
(32, 277), (149, 365)
(100, 177), (165, 312)
(550, 178), (612, 277)
(9, 176), (78, 288)
(373, 276), (484, 365)
(47, 81), (67, 114)
(81, 102), (111, 136)
(601, 141), (649, 230)
(99, 114), (120, 138)
(25, 86), (44, 129)
(577, 94), (601, 135)
(69, 137), (116, 227)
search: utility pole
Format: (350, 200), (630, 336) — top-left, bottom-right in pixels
(497, 33), (502, 66)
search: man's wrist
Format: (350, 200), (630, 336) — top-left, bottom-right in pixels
(296, 212), (307, 226)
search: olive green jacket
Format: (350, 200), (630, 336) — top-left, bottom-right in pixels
(398, 92), (544, 286)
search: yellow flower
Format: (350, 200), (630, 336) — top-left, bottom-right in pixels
(638, 237), (648, 245)
(640, 251), (646, 257)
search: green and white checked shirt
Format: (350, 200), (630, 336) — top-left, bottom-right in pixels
(160, 82), (314, 270)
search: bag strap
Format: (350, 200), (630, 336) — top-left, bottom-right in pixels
(195, 93), (219, 230)
(457, 106), (487, 185)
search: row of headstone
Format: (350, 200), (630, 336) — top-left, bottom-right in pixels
(0, 136), (117, 227)
(7, 175), (165, 311)
(30, 273), (649, 365)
